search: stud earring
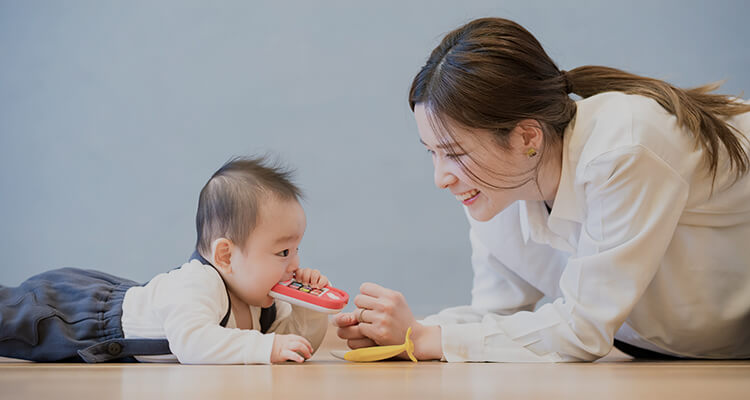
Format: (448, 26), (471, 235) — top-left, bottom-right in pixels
(526, 148), (538, 158)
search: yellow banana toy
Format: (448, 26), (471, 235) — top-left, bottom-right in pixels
(343, 327), (418, 362)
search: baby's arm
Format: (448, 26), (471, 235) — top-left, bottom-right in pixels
(152, 264), (279, 364)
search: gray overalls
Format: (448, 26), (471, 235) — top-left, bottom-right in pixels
(0, 251), (276, 362)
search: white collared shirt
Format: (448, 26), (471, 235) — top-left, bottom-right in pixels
(423, 92), (750, 361)
(120, 260), (328, 364)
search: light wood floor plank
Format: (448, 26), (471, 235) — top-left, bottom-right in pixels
(2, 329), (749, 399)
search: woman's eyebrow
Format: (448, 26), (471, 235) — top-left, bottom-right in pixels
(419, 138), (461, 149)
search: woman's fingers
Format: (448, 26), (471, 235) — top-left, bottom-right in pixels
(336, 284), (418, 348)
(358, 321), (403, 346)
(359, 282), (390, 297)
(357, 321), (386, 344)
(353, 294), (379, 310)
(337, 324), (366, 340)
(333, 312), (358, 327)
(347, 338), (377, 349)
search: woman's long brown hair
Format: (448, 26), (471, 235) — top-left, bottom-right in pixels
(409, 17), (750, 189)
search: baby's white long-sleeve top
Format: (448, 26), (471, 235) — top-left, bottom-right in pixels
(120, 260), (328, 364)
(422, 92), (750, 362)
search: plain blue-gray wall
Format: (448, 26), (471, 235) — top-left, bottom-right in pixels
(1, 1), (748, 315)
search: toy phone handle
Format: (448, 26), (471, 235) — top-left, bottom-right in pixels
(269, 281), (349, 314)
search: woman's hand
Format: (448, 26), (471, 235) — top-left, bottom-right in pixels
(334, 282), (443, 360)
(333, 312), (377, 349)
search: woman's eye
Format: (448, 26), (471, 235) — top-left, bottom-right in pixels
(277, 249), (290, 257)
(427, 147), (465, 159)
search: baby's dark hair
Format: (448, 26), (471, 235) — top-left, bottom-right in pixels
(195, 155), (302, 257)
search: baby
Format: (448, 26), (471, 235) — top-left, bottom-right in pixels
(0, 156), (329, 364)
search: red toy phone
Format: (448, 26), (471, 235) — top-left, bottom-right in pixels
(269, 280), (349, 313)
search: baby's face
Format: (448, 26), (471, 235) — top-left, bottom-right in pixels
(230, 198), (306, 307)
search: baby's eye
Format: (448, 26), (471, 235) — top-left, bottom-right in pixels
(276, 249), (290, 257)
(426, 148), (435, 156)
(446, 153), (466, 159)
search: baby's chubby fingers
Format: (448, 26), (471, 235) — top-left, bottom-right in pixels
(295, 268), (312, 284)
(307, 269), (327, 289)
(290, 338), (313, 360)
(271, 333), (314, 363)
(282, 349), (306, 363)
(314, 273), (329, 289)
(294, 268), (328, 289)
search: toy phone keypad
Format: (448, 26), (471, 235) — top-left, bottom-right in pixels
(284, 280), (327, 296)
(269, 279), (349, 314)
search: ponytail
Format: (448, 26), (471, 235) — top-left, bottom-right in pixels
(566, 66), (750, 183)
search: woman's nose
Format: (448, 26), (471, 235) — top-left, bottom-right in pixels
(434, 159), (458, 189)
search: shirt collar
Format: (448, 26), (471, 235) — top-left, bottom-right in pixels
(518, 119), (585, 253)
(547, 126), (585, 227)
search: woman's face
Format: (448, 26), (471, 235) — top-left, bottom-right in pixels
(414, 103), (540, 221)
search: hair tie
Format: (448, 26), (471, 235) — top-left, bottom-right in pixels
(560, 70), (573, 94)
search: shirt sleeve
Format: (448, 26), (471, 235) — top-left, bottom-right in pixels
(267, 301), (329, 353)
(469, 227), (546, 314)
(422, 226), (544, 327)
(153, 266), (276, 364)
(437, 145), (689, 362)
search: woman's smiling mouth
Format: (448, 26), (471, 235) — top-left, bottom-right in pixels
(456, 189), (480, 205)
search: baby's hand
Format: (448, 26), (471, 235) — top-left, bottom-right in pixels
(271, 334), (313, 363)
(295, 268), (329, 289)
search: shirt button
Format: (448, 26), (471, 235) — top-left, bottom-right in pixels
(107, 342), (122, 356)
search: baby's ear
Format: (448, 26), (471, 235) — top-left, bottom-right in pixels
(211, 238), (233, 274)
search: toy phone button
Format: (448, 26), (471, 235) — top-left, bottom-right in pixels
(326, 292), (340, 300)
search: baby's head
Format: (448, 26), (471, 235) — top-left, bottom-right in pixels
(195, 156), (306, 307)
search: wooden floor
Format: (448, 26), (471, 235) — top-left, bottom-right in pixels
(2, 328), (749, 399)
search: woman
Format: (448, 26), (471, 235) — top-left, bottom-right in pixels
(334, 17), (750, 361)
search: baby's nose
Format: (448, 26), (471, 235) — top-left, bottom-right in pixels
(290, 254), (301, 271)
(286, 263), (299, 279)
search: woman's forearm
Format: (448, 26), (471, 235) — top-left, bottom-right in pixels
(413, 324), (443, 360)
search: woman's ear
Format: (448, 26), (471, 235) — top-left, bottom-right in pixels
(511, 119), (544, 152)
(211, 238), (234, 274)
